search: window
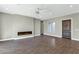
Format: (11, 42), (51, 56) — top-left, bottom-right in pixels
(48, 22), (55, 33)
(48, 23), (52, 32)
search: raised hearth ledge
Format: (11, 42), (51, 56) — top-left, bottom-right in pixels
(0, 34), (40, 41)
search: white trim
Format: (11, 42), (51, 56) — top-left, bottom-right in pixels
(72, 38), (79, 41)
(12, 35), (34, 40)
(44, 33), (62, 38)
(0, 34), (40, 41)
(34, 34), (40, 36)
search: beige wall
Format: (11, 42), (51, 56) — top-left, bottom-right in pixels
(34, 19), (41, 36)
(44, 13), (79, 41)
(0, 13), (41, 39)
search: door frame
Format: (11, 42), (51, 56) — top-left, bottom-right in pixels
(62, 19), (71, 39)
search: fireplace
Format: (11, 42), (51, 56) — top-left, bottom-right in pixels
(18, 31), (32, 36)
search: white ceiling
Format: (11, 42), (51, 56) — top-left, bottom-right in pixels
(0, 4), (79, 20)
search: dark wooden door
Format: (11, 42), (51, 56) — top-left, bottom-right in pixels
(62, 20), (71, 39)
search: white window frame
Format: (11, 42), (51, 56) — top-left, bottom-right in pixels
(48, 22), (55, 33)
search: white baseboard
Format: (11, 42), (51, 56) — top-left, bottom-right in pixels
(0, 34), (40, 41)
(34, 34), (40, 36)
(44, 33), (62, 38)
(44, 33), (79, 41)
(1, 34), (79, 42)
(72, 38), (79, 41)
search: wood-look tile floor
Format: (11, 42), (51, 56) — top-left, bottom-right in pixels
(0, 35), (79, 54)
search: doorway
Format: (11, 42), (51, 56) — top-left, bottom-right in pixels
(62, 19), (71, 39)
(40, 21), (44, 35)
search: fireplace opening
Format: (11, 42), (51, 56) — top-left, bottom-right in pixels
(18, 31), (32, 36)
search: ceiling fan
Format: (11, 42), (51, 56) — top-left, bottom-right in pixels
(35, 8), (43, 14)
(35, 8), (51, 15)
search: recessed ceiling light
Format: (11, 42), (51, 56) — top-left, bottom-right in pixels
(69, 5), (73, 8)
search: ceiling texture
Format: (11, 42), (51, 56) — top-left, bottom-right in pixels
(0, 4), (79, 20)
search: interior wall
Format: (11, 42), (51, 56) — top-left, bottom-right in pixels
(44, 13), (79, 41)
(0, 13), (41, 39)
(34, 19), (41, 36)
